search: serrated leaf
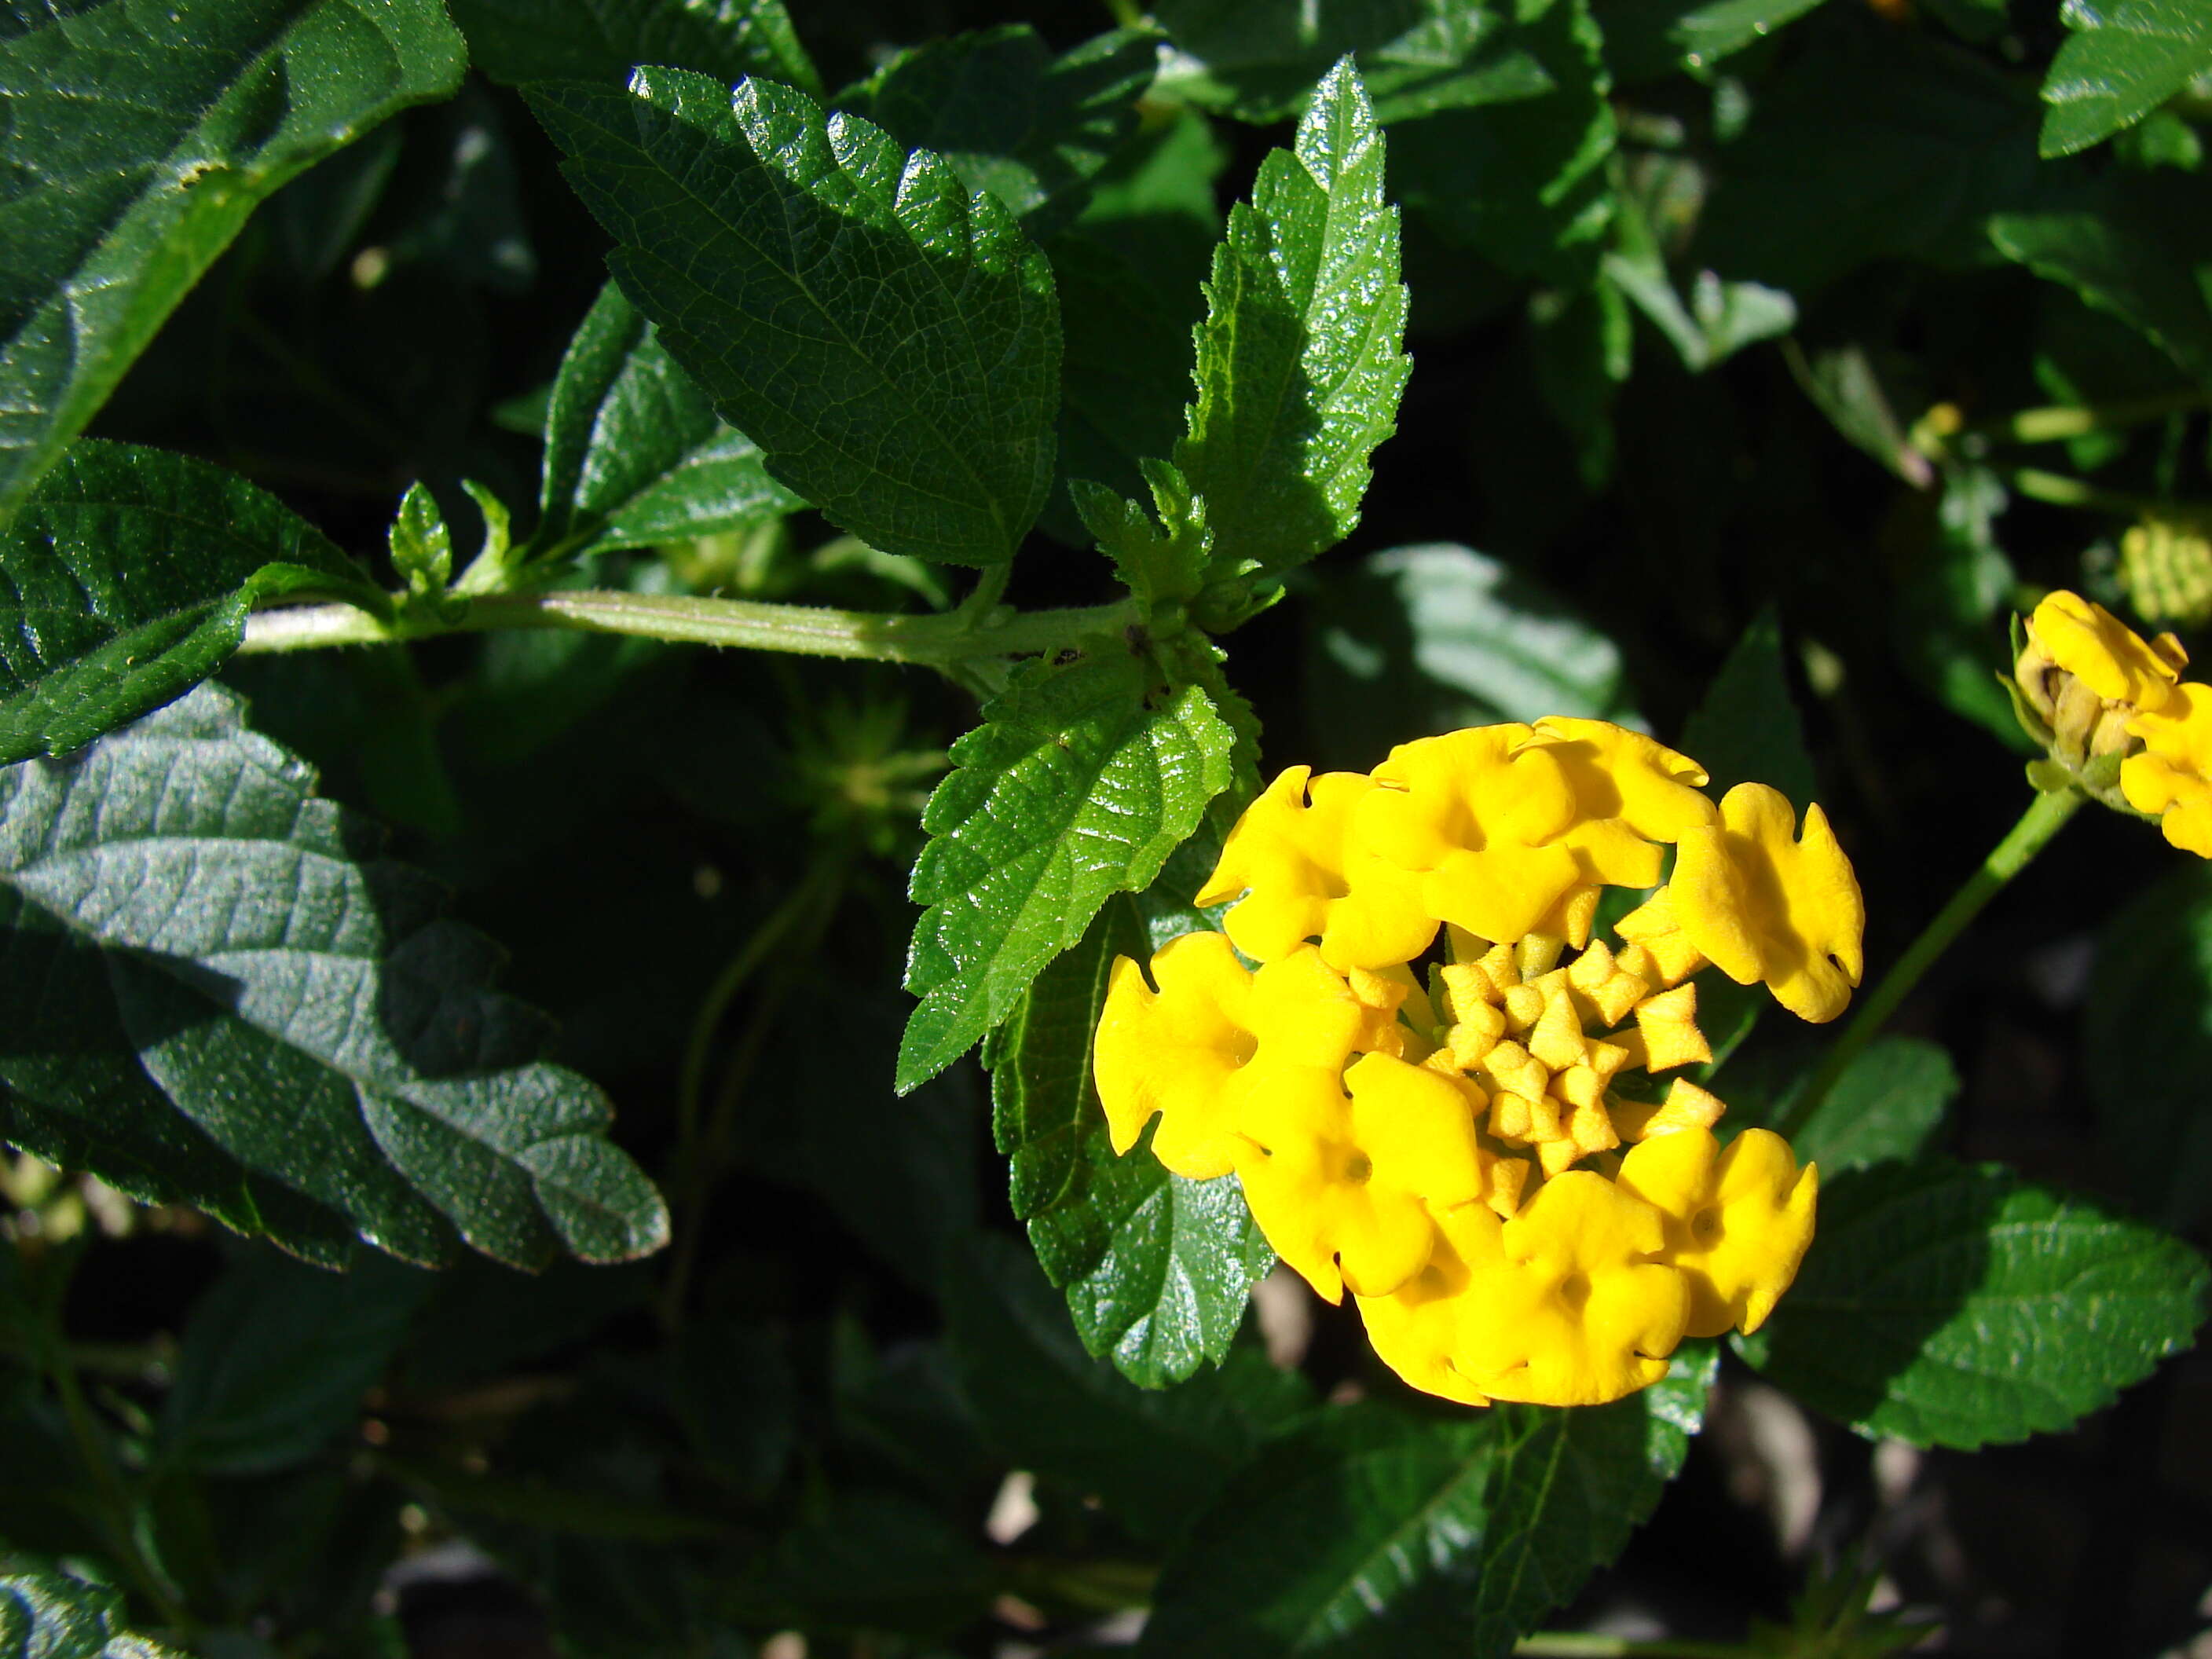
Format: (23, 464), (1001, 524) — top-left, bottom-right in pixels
(943, 1232), (1310, 1547)
(1792, 1038), (1956, 1174)
(0, 1558), (181, 1659)
(534, 282), (802, 560)
(1390, 0), (1617, 285)
(528, 69), (1060, 568)
(1736, 1160), (2209, 1448)
(0, 683), (670, 1269)
(838, 25), (1155, 240)
(2040, 0), (2212, 158)
(1071, 460), (1211, 618)
(1990, 179), (2212, 383)
(2086, 862), (2212, 1231)
(1304, 544), (1630, 774)
(1137, 1348), (1713, 1657)
(1679, 606), (1818, 815)
(157, 1247), (433, 1474)
(0, 0), (466, 526)
(1175, 57), (1410, 585)
(899, 652), (1235, 1090)
(1152, 0), (1555, 124)
(0, 441), (372, 765)
(447, 0), (819, 95)
(390, 482), (452, 596)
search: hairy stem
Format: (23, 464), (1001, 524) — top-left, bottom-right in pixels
(1780, 786), (2083, 1136)
(240, 588), (1137, 668)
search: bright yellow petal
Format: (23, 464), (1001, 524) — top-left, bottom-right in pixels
(2029, 590), (2180, 712)
(1092, 936), (1255, 1177)
(1525, 718), (1717, 843)
(1671, 785), (1865, 1024)
(1617, 1127), (1818, 1337)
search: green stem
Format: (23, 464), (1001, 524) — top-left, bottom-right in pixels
(48, 1347), (190, 1632)
(1994, 390), (2207, 445)
(240, 588), (1137, 670)
(2003, 467), (2170, 515)
(1512, 1637), (1745, 1658)
(1780, 787), (2083, 1137)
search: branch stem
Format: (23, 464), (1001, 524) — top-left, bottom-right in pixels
(1779, 786), (2082, 1137)
(240, 588), (1137, 668)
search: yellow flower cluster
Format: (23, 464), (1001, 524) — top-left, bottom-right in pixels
(2015, 591), (2212, 856)
(1093, 719), (1860, 1408)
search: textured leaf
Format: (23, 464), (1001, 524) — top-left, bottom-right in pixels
(448, 0), (819, 95)
(899, 652), (1236, 1090)
(1990, 179), (2212, 383)
(1791, 1037), (1956, 1174)
(1071, 460), (1211, 618)
(947, 1233), (1309, 1547)
(2086, 862), (2212, 1231)
(534, 282), (800, 559)
(1737, 1160), (2209, 1448)
(1152, 0), (1555, 124)
(839, 25), (1155, 239)
(0, 683), (670, 1269)
(157, 1248), (433, 1474)
(1176, 58), (1410, 584)
(1303, 544), (1629, 775)
(529, 70), (1060, 567)
(1596, 0), (1831, 82)
(0, 441), (370, 765)
(1679, 606), (1818, 815)
(2040, 0), (2212, 158)
(1138, 1349), (1713, 1657)
(0, 0), (466, 525)
(1390, 0), (1617, 284)
(0, 1559), (180, 1659)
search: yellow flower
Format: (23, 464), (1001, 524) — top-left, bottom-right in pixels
(1391, 1172), (1691, 1407)
(2023, 590), (2182, 713)
(1094, 937), (1376, 1179)
(2125, 681), (2212, 857)
(1670, 783), (1864, 1024)
(1354, 1199), (1504, 1408)
(1193, 765), (1436, 970)
(1355, 726), (1588, 946)
(1523, 718), (1717, 895)
(1235, 1053), (1489, 1302)
(1617, 1127), (1817, 1338)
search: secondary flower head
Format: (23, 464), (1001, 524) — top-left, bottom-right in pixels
(1093, 717), (1855, 1408)
(2009, 589), (2212, 859)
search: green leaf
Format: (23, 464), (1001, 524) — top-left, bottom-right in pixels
(943, 1232), (1310, 1546)
(1390, 0), (1617, 285)
(0, 683), (671, 1270)
(1071, 460), (1211, 618)
(534, 282), (802, 560)
(1736, 1160), (2209, 1448)
(0, 441), (372, 766)
(1467, 1346), (1717, 1656)
(993, 896), (1276, 1385)
(2040, 0), (2212, 158)
(1789, 1038), (1956, 1174)
(0, 0), (466, 526)
(2086, 862), (2212, 1231)
(447, 0), (820, 97)
(1595, 0), (1831, 82)
(1152, 0), (1556, 124)
(1602, 255), (1797, 374)
(1990, 178), (2212, 383)
(389, 482), (452, 597)
(837, 25), (1156, 239)
(1679, 606), (1818, 815)
(1694, 18), (2042, 295)
(1891, 463), (2033, 750)
(1138, 1348), (1714, 1657)
(0, 1559), (181, 1659)
(1303, 544), (1630, 775)
(528, 69), (1061, 568)
(158, 1248), (433, 1474)
(899, 652), (1236, 1091)
(1176, 58), (1411, 585)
